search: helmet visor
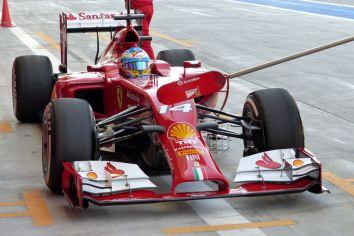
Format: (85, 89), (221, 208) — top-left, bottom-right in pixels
(124, 61), (150, 71)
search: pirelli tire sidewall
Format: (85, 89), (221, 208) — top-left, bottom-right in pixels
(12, 55), (53, 122)
(242, 88), (304, 156)
(42, 98), (97, 194)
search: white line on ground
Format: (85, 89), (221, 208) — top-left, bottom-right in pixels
(331, 138), (346, 145)
(303, 0), (354, 8)
(188, 199), (267, 236)
(162, 176), (266, 236)
(176, 8), (219, 17)
(230, 5), (280, 15)
(9, 24), (60, 73)
(332, 79), (354, 90)
(86, 1), (101, 4)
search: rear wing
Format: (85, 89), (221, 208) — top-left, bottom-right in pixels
(59, 11), (144, 73)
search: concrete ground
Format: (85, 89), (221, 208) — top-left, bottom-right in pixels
(0, 0), (353, 235)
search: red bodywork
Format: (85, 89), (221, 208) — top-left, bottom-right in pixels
(55, 26), (232, 205)
(56, 19), (326, 208)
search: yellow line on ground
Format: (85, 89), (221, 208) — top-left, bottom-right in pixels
(150, 30), (192, 47)
(23, 190), (53, 226)
(345, 178), (354, 183)
(323, 172), (354, 196)
(0, 211), (29, 218)
(163, 220), (295, 235)
(0, 201), (26, 207)
(0, 121), (13, 133)
(35, 32), (60, 50)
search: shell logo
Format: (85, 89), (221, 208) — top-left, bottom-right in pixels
(86, 171), (97, 180)
(293, 159), (304, 167)
(168, 123), (197, 140)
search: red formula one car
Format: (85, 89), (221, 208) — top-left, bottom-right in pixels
(12, 2), (327, 208)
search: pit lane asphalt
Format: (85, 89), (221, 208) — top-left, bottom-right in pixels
(0, 0), (354, 235)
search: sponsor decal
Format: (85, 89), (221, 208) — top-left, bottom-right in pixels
(178, 149), (203, 157)
(131, 78), (150, 87)
(194, 161), (200, 167)
(168, 123), (207, 160)
(185, 87), (201, 98)
(86, 171), (98, 180)
(193, 167), (206, 181)
(117, 87), (123, 109)
(177, 76), (200, 86)
(293, 159), (304, 167)
(159, 103), (193, 114)
(177, 80), (183, 86)
(186, 154), (201, 161)
(65, 11), (122, 30)
(168, 123), (198, 140)
(69, 12), (117, 21)
(174, 141), (205, 157)
(256, 152), (281, 169)
(127, 91), (140, 102)
(66, 13), (77, 20)
(162, 145), (174, 172)
(174, 139), (199, 145)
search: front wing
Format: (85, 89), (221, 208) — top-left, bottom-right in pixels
(62, 148), (327, 208)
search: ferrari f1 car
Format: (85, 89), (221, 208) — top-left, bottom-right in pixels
(12, 1), (327, 208)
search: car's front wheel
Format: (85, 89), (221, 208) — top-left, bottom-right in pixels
(42, 98), (98, 194)
(242, 88), (304, 156)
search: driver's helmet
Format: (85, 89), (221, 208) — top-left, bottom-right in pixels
(120, 47), (151, 78)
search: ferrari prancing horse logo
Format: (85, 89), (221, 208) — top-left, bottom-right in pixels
(117, 87), (123, 110)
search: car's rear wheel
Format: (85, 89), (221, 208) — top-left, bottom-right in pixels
(242, 88), (304, 156)
(12, 55), (54, 122)
(42, 98), (98, 194)
(156, 49), (195, 66)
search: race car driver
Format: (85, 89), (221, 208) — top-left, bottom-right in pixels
(129, 0), (155, 59)
(120, 47), (151, 78)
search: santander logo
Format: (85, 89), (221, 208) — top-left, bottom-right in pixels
(66, 12), (118, 21)
(256, 152), (281, 169)
(80, 12), (116, 21)
(66, 13), (77, 20)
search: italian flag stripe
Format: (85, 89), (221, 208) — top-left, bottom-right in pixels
(193, 167), (204, 181)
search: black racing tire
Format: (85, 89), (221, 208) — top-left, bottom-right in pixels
(156, 49), (195, 67)
(42, 98), (97, 194)
(242, 88), (304, 156)
(12, 55), (53, 122)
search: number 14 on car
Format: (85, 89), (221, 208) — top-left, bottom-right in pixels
(159, 103), (193, 114)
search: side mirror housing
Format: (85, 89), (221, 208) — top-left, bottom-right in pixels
(183, 60), (202, 68)
(151, 60), (171, 76)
